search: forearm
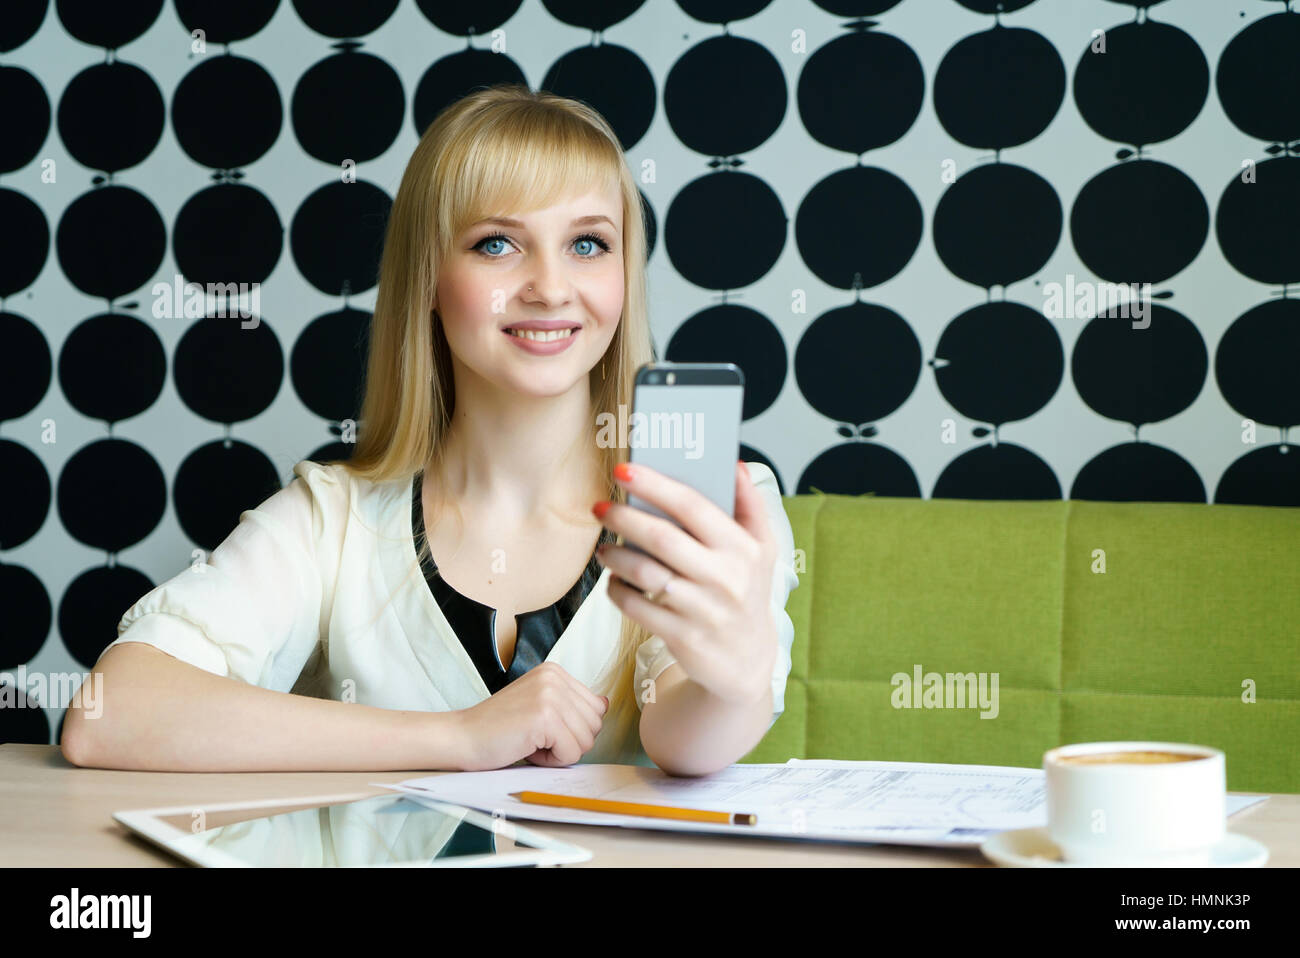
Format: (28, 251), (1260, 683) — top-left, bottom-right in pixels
(62, 643), (467, 773)
(639, 677), (773, 777)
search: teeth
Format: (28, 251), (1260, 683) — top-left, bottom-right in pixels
(507, 327), (575, 342)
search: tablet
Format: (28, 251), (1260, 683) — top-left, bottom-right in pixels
(113, 790), (593, 867)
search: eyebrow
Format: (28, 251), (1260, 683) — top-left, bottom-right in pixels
(472, 214), (616, 230)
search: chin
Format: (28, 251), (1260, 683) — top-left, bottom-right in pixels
(500, 368), (588, 397)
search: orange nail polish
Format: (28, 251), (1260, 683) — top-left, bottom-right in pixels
(613, 462), (633, 483)
(592, 501), (611, 519)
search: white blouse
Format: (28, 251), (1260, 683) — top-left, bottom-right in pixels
(99, 458), (799, 767)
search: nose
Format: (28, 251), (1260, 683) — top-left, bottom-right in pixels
(522, 248), (572, 307)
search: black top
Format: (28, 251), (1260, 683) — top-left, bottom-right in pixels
(411, 473), (616, 694)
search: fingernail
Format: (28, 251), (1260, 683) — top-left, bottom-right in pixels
(592, 501), (611, 519)
(613, 462), (633, 483)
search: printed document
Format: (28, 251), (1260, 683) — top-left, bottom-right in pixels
(374, 758), (1267, 847)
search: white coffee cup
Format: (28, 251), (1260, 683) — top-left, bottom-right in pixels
(1043, 741), (1225, 866)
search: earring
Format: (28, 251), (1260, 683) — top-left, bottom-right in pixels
(601, 360), (606, 381)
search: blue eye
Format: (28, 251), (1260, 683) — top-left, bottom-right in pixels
(573, 232), (613, 258)
(474, 234), (512, 257)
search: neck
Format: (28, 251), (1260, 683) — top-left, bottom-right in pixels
(432, 363), (605, 526)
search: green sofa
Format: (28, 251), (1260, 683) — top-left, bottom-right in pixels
(743, 493), (1300, 795)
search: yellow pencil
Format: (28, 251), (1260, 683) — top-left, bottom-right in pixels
(508, 790), (758, 825)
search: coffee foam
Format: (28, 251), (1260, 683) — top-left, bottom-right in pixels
(1056, 750), (1206, 765)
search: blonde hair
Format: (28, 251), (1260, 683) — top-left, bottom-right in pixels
(329, 83), (655, 758)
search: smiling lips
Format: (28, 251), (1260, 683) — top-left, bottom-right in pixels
(502, 325), (579, 354)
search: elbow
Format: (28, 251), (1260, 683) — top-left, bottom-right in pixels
(60, 709), (96, 768)
(649, 758), (703, 778)
(640, 727), (728, 778)
(647, 749), (728, 778)
(60, 683), (117, 768)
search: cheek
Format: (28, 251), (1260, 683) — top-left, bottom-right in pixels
(592, 270), (625, 323)
(439, 268), (497, 323)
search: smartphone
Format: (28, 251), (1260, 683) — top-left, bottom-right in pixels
(621, 362), (745, 558)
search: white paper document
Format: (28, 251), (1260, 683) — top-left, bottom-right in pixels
(372, 759), (1270, 848)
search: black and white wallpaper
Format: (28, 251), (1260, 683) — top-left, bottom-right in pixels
(1, 0), (1297, 745)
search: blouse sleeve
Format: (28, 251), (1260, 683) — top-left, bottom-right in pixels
(97, 459), (348, 693)
(633, 461), (799, 732)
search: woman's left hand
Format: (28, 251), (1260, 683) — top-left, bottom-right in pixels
(592, 460), (778, 707)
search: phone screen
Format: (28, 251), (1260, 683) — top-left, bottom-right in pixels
(625, 366), (743, 546)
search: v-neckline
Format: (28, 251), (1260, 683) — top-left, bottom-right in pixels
(405, 471), (613, 697)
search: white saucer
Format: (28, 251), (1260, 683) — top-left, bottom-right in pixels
(981, 828), (1269, 868)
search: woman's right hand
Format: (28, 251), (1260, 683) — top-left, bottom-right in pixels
(455, 662), (609, 770)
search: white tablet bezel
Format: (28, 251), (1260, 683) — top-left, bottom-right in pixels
(113, 789), (593, 868)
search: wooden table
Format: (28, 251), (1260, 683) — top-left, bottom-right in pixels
(2, 744), (1294, 867)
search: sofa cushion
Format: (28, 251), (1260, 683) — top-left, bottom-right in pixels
(745, 493), (1300, 795)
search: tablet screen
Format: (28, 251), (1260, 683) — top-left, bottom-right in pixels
(148, 794), (547, 867)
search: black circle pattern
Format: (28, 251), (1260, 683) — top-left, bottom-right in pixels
(1, 2), (1297, 746)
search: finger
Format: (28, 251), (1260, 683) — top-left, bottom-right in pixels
(533, 666), (600, 757)
(527, 748), (561, 767)
(732, 460), (776, 552)
(612, 463), (746, 552)
(559, 682), (605, 742)
(600, 544), (710, 625)
(601, 501), (716, 584)
(537, 709), (583, 767)
(606, 576), (700, 671)
(547, 700), (594, 764)
(608, 576), (688, 639)
(546, 662), (608, 718)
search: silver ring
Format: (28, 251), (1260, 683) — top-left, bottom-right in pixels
(644, 575), (673, 604)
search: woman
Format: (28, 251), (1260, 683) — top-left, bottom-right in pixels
(63, 84), (798, 776)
